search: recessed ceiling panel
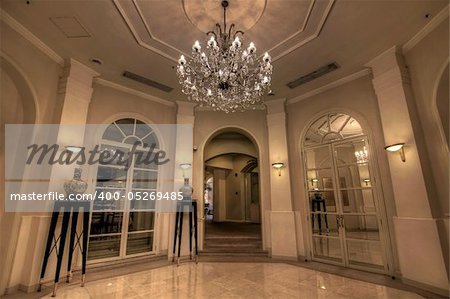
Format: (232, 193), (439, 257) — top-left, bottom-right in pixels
(49, 16), (90, 38)
(114, 0), (334, 62)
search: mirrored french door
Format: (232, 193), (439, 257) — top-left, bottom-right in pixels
(304, 137), (388, 273)
(87, 143), (157, 261)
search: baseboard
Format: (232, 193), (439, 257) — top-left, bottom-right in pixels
(402, 277), (449, 297)
(270, 255), (299, 261)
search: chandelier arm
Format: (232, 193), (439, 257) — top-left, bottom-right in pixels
(228, 24), (235, 40)
(215, 23), (222, 38)
(206, 30), (217, 40)
(233, 30), (244, 40)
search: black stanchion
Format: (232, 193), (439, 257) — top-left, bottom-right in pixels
(172, 200), (199, 265)
(38, 201), (90, 297)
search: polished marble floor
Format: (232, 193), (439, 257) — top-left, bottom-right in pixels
(41, 262), (423, 299)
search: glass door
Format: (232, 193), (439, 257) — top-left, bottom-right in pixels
(305, 144), (344, 265)
(304, 138), (387, 272)
(334, 137), (385, 271)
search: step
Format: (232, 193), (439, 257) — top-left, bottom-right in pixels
(200, 250), (269, 257)
(204, 235), (262, 241)
(203, 243), (262, 249)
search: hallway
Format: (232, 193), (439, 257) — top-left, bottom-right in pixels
(202, 222), (267, 256)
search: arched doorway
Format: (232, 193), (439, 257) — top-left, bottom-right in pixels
(202, 130), (265, 255)
(302, 113), (390, 273)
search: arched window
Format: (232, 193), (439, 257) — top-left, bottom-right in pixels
(302, 113), (388, 273)
(88, 118), (158, 261)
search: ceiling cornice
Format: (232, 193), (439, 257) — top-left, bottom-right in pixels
(0, 8), (64, 66)
(287, 68), (371, 105)
(402, 4), (449, 54)
(94, 78), (176, 107)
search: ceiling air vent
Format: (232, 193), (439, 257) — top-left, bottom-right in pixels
(123, 71), (173, 93)
(287, 62), (339, 89)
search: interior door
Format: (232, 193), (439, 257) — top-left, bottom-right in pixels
(305, 138), (387, 272)
(305, 144), (345, 266)
(334, 138), (385, 271)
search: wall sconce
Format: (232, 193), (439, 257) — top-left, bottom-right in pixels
(180, 163), (192, 178)
(311, 178), (319, 186)
(384, 143), (406, 162)
(362, 178), (370, 186)
(65, 146), (84, 153)
(272, 162), (285, 176)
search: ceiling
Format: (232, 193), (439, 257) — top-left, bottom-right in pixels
(0, 0), (447, 103)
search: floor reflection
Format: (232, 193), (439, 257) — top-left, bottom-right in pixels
(39, 262), (423, 299)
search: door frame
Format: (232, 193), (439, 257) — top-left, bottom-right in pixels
(300, 114), (394, 275)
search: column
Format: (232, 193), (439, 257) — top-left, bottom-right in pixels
(366, 47), (448, 291)
(266, 98), (298, 259)
(10, 59), (98, 290)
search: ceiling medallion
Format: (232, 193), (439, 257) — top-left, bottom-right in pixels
(176, 0), (273, 113)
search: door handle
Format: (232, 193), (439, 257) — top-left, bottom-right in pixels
(336, 215), (344, 228)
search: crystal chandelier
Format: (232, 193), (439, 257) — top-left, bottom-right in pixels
(176, 0), (273, 113)
(355, 146), (369, 164)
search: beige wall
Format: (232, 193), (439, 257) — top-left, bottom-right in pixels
(87, 83), (176, 125)
(0, 20), (62, 295)
(404, 19), (449, 217)
(404, 17), (449, 279)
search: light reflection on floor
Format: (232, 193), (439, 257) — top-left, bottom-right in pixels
(41, 262), (423, 299)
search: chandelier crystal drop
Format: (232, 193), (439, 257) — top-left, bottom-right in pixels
(176, 0), (273, 113)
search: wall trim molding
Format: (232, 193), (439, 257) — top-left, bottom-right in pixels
(287, 68), (371, 105)
(402, 5), (449, 54)
(94, 78), (176, 107)
(0, 8), (64, 66)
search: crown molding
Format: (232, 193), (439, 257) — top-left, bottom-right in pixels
(402, 5), (449, 54)
(0, 8), (64, 66)
(94, 78), (176, 107)
(287, 68), (371, 105)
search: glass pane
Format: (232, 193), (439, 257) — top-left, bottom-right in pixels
(88, 235), (121, 260)
(93, 188), (125, 210)
(132, 170), (157, 189)
(308, 191), (337, 212)
(90, 212), (123, 235)
(343, 215), (380, 240)
(347, 240), (383, 268)
(337, 164), (371, 189)
(124, 136), (142, 146)
(126, 232), (153, 255)
(99, 145), (130, 167)
(102, 124), (124, 142)
(115, 119), (134, 136)
(129, 193), (156, 210)
(128, 212), (155, 232)
(341, 189), (376, 213)
(304, 115), (329, 146)
(96, 166), (127, 188)
(305, 146), (331, 169)
(135, 122), (152, 138)
(306, 168), (334, 191)
(312, 236), (342, 262)
(311, 213), (338, 237)
(134, 151), (159, 170)
(335, 139), (368, 165)
(142, 133), (159, 149)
